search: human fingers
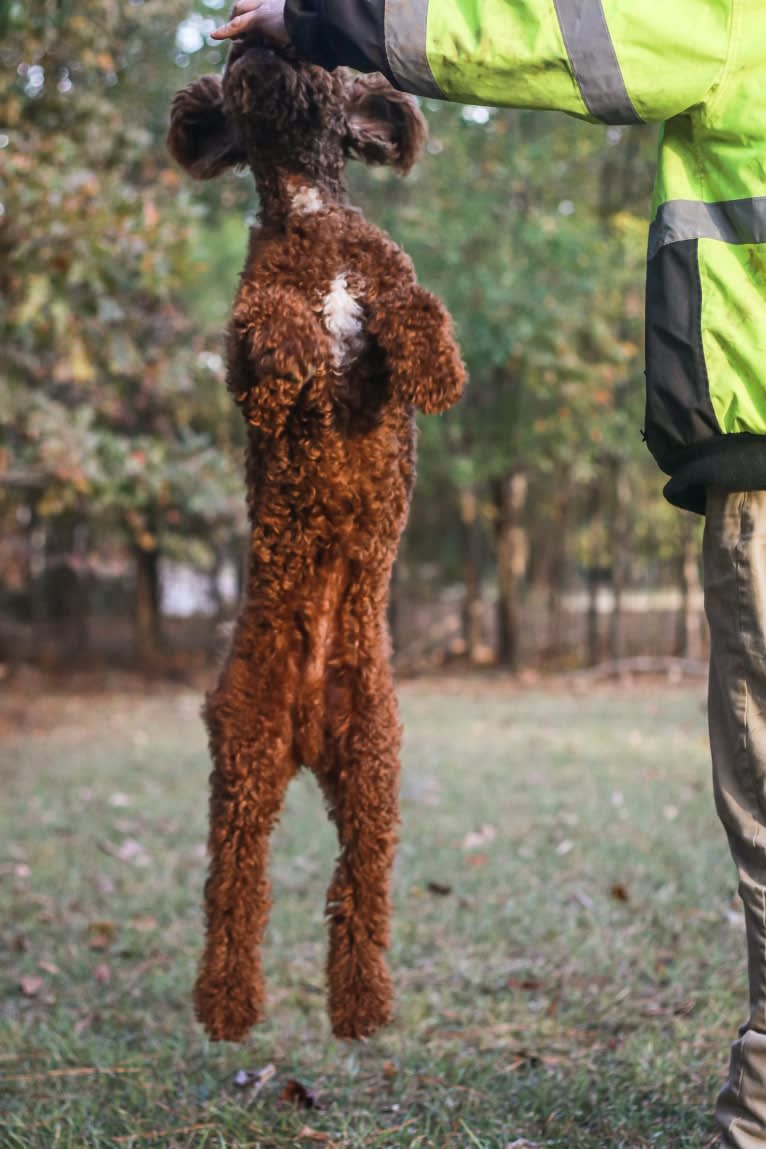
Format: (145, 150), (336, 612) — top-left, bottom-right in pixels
(212, 0), (289, 44)
(211, 0), (266, 41)
(210, 7), (261, 41)
(230, 0), (261, 15)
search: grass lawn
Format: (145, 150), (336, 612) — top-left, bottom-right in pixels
(0, 674), (742, 1148)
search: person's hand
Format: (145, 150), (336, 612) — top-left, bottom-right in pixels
(211, 0), (290, 45)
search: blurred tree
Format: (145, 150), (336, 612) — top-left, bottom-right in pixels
(0, 4), (703, 671)
(350, 103), (664, 665)
(0, 0), (246, 664)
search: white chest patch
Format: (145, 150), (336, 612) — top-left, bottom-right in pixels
(322, 273), (365, 368)
(291, 185), (323, 215)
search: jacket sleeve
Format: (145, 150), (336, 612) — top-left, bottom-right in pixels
(285, 0), (732, 125)
(285, 0), (392, 80)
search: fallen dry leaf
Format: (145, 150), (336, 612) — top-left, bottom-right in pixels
(20, 975), (43, 997)
(610, 882), (630, 902)
(129, 916), (157, 932)
(116, 838), (150, 864)
(87, 921), (116, 951)
(640, 998), (695, 1018)
(507, 977), (543, 992)
(573, 888), (594, 911)
(383, 1060), (398, 1079)
(504, 1049), (559, 1072)
(233, 1063), (276, 1093)
(74, 1013), (97, 1035)
(37, 961), (60, 975)
(297, 1128), (332, 1143)
(466, 853), (489, 868)
(462, 824), (496, 851)
(279, 1079), (320, 1110)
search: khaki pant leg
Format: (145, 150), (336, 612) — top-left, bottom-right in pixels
(705, 489), (766, 1147)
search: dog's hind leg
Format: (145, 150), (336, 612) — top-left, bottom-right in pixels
(194, 621), (299, 1042)
(317, 638), (402, 1039)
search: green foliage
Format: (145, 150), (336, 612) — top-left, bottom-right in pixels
(0, 1), (245, 562)
(348, 106), (680, 586)
(352, 104), (653, 464)
(0, 3), (696, 663)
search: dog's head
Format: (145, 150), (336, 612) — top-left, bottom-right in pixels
(167, 42), (426, 185)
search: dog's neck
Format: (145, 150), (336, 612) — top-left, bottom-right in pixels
(254, 168), (348, 228)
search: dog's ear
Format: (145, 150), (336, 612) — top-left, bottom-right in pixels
(167, 74), (244, 180)
(344, 74), (427, 175)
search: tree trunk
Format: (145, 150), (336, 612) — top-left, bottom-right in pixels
(459, 487), (484, 663)
(585, 569), (600, 668)
(206, 546), (227, 658)
(546, 488), (570, 657)
(64, 519), (90, 659)
(584, 481), (603, 668)
(134, 544), (163, 666)
(493, 470), (528, 670)
(208, 551), (224, 619)
(676, 514), (702, 658)
(35, 514), (90, 664)
(609, 462), (630, 662)
(388, 555), (403, 658)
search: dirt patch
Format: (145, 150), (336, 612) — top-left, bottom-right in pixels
(0, 666), (207, 744)
(0, 662), (708, 745)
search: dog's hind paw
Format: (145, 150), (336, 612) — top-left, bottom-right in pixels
(327, 945), (394, 1040)
(193, 968), (266, 1043)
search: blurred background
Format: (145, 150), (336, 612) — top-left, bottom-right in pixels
(0, 0), (706, 678)
(2, 10), (738, 1147)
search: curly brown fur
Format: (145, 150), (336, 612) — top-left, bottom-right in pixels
(168, 44), (466, 1043)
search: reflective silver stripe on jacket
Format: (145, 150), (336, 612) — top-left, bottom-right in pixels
(384, 0), (443, 98)
(648, 198), (766, 260)
(552, 0), (642, 125)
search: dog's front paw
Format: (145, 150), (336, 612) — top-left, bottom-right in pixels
(256, 346), (320, 387)
(234, 371), (309, 434)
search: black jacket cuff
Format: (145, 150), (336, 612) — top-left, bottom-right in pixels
(285, 0), (395, 81)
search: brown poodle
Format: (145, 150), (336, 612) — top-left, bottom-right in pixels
(167, 41), (466, 1043)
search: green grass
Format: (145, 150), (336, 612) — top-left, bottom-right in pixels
(0, 676), (741, 1147)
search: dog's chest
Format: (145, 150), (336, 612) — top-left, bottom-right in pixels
(321, 273), (366, 369)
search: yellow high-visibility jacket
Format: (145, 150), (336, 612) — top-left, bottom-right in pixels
(285, 0), (766, 512)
